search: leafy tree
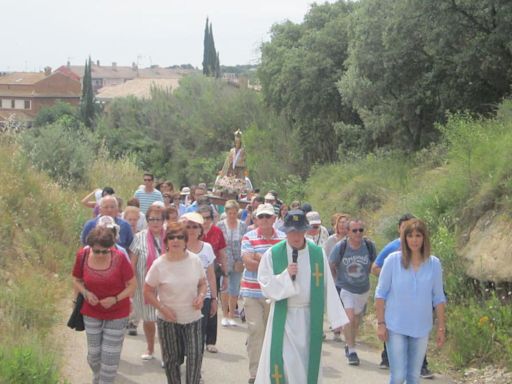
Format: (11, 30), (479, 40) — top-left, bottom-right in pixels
(33, 101), (80, 128)
(21, 121), (95, 185)
(94, 75), (297, 186)
(258, 1), (359, 166)
(80, 57), (96, 128)
(339, 0), (512, 152)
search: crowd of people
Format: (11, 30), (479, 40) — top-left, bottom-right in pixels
(72, 172), (447, 384)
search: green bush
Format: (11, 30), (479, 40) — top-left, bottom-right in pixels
(0, 343), (61, 384)
(21, 122), (96, 186)
(448, 295), (512, 369)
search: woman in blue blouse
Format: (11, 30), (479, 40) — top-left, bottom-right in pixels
(375, 219), (446, 384)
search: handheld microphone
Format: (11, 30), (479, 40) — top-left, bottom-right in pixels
(291, 248), (298, 281)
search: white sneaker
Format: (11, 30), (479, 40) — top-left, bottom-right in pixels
(228, 319), (238, 327)
(221, 318), (230, 327)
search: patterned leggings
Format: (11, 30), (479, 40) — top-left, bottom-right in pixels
(84, 316), (128, 384)
(158, 318), (203, 384)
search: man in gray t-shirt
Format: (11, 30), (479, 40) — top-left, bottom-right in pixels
(328, 219), (376, 366)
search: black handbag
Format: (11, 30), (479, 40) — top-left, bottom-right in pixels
(67, 250), (88, 331)
(67, 292), (85, 331)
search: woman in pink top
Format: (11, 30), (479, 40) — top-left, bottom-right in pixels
(144, 222), (208, 384)
(72, 227), (136, 384)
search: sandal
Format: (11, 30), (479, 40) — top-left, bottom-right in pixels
(206, 344), (218, 353)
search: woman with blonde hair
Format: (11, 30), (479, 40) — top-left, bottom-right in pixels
(375, 219), (447, 384)
(217, 200), (248, 326)
(324, 213), (350, 259)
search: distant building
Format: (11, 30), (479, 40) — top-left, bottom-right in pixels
(96, 78), (181, 102)
(0, 68), (81, 126)
(55, 61), (196, 94)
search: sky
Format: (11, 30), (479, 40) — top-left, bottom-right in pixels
(1, 0), (333, 72)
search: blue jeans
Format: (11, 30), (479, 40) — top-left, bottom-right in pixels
(386, 330), (429, 384)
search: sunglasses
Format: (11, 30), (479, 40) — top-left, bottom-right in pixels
(351, 228), (364, 233)
(257, 214), (273, 219)
(167, 235), (185, 240)
(143, 178), (153, 182)
(311, 225), (321, 229)
(148, 217), (163, 222)
(187, 224), (200, 229)
(92, 248), (110, 255)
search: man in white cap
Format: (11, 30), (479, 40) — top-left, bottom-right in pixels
(255, 210), (349, 384)
(305, 211), (329, 248)
(240, 203), (286, 384)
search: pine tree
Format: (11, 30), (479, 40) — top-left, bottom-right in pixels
(80, 57), (95, 128)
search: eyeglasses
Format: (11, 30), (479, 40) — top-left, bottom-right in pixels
(148, 217), (163, 222)
(351, 228), (364, 233)
(143, 178), (153, 182)
(167, 235), (185, 240)
(92, 248), (110, 255)
(187, 224), (200, 229)
(202, 216), (212, 221)
(257, 214), (272, 219)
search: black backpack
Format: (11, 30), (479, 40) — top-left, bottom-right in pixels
(337, 237), (376, 263)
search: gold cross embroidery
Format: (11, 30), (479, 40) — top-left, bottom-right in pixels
(272, 364), (283, 384)
(312, 263), (323, 287)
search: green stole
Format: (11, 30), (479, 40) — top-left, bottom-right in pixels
(269, 240), (325, 384)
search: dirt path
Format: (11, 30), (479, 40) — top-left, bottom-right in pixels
(60, 309), (455, 384)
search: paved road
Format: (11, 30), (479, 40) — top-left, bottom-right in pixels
(62, 312), (454, 384)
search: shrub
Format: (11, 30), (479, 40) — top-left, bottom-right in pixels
(0, 343), (61, 384)
(448, 295), (512, 369)
(21, 122), (96, 186)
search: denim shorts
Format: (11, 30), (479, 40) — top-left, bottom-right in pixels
(225, 271), (242, 296)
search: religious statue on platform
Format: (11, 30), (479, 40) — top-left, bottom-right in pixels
(214, 129), (251, 196)
(220, 129), (247, 179)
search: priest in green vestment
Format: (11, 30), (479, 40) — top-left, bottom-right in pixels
(255, 210), (349, 384)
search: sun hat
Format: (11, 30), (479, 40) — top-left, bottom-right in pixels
(181, 212), (204, 225)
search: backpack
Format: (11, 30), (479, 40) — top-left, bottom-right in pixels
(337, 237), (376, 263)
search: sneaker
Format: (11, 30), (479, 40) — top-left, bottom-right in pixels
(248, 378), (255, 384)
(421, 366), (434, 379)
(333, 333), (342, 342)
(347, 352), (360, 366)
(128, 328), (138, 336)
(141, 353), (154, 360)
(228, 319), (238, 327)
(240, 308), (246, 322)
(221, 318), (230, 327)
(378, 359), (389, 369)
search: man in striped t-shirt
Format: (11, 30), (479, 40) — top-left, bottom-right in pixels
(134, 173), (163, 214)
(240, 203), (285, 384)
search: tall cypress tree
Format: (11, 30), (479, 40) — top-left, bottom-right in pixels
(202, 18), (211, 75)
(80, 57), (95, 128)
(202, 18), (221, 77)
